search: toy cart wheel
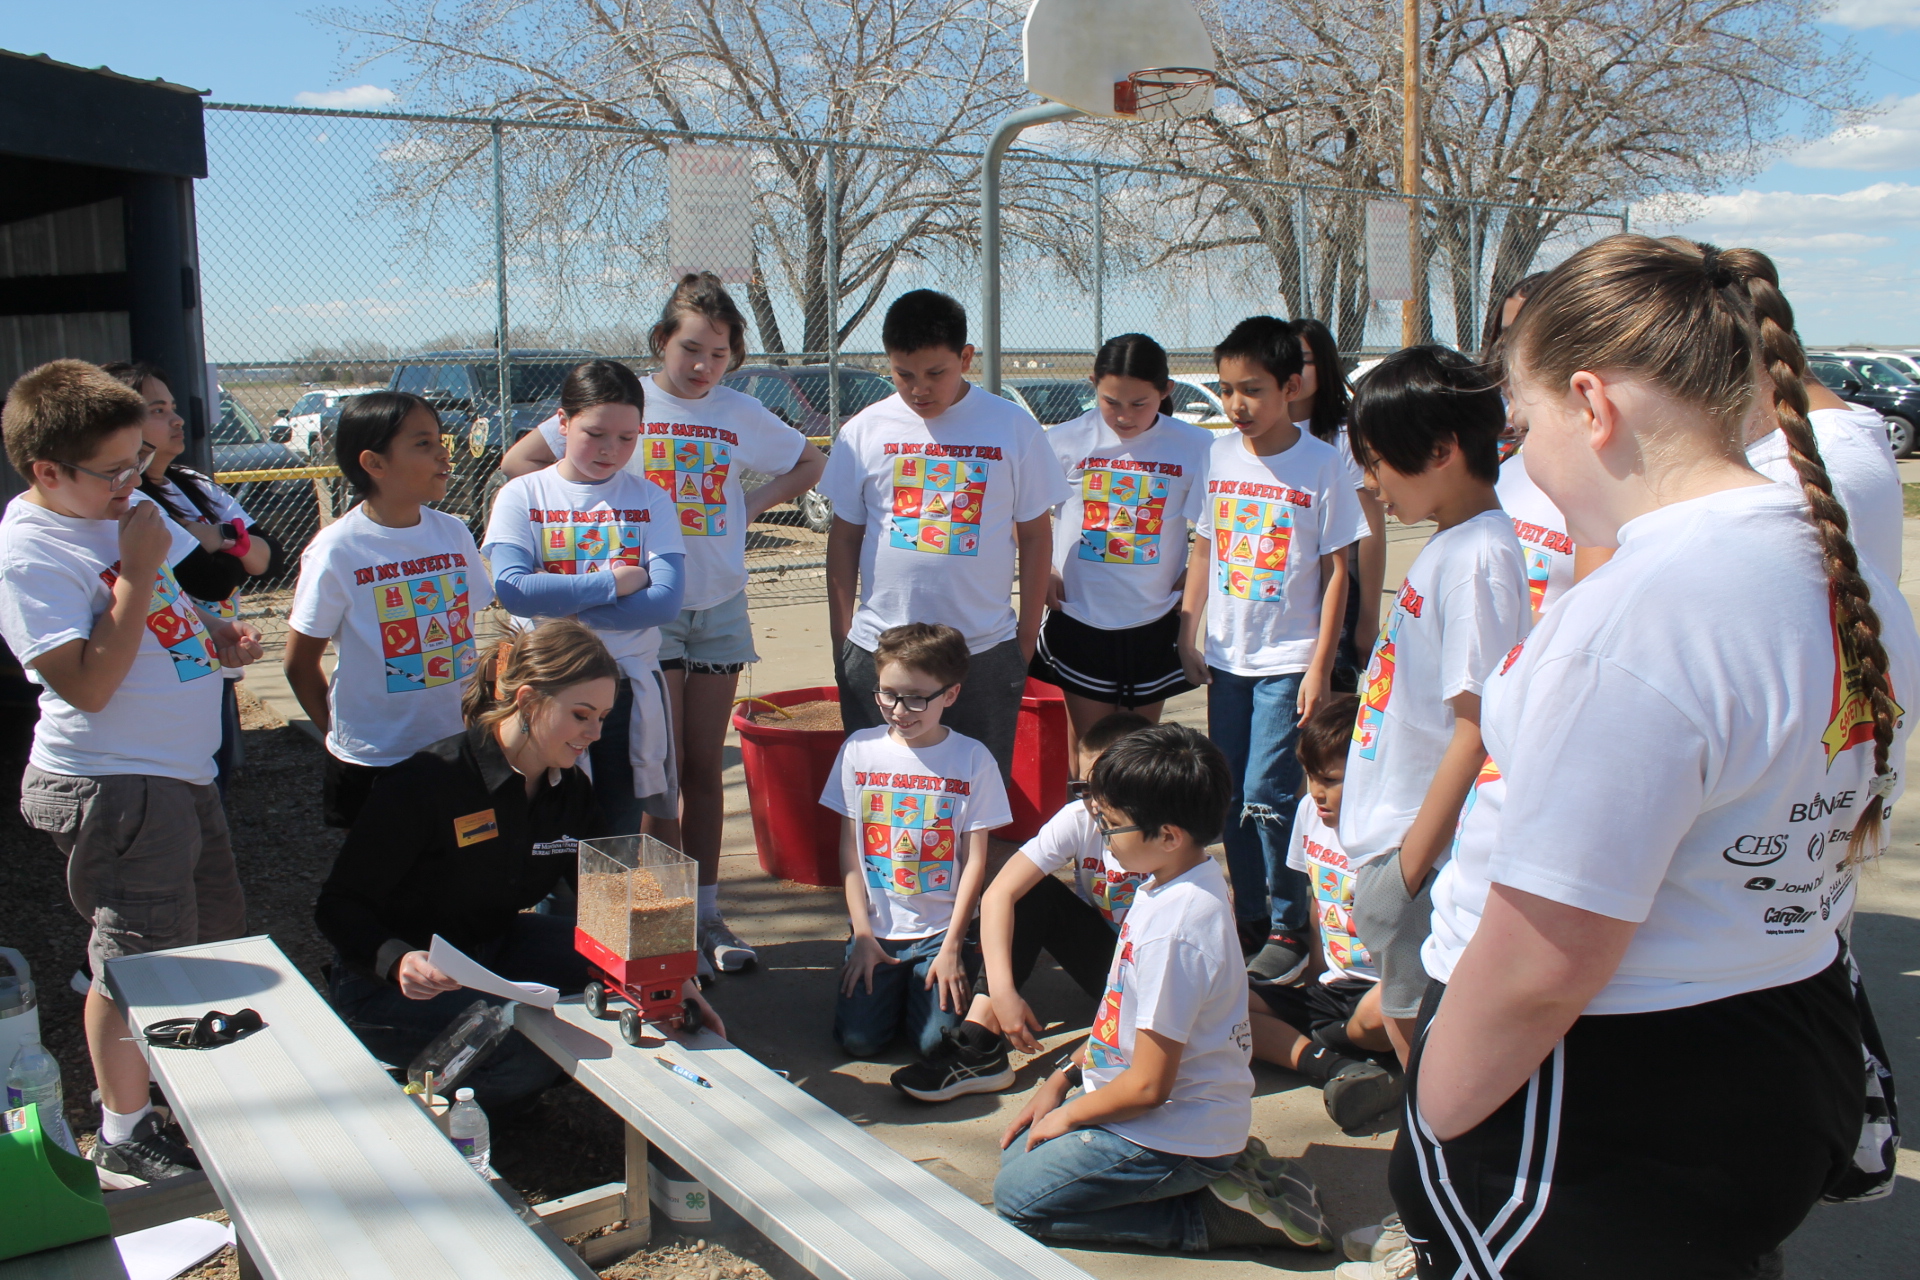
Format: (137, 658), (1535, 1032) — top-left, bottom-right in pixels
(618, 1008), (644, 1046)
(681, 998), (704, 1033)
(584, 980), (609, 1020)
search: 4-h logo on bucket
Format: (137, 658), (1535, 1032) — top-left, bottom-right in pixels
(859, 789), (957, 896)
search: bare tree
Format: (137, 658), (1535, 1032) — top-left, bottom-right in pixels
(321, 0), (1027, 355)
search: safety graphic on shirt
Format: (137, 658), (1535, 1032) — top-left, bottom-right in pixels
(1523, 547), (1551, 615)
(1089, 863), (1148, 925)
(888, 455), (985, 556)
(101, 561), (220, 682)
(859, 788), (959, 896)
(373, 570), (477, 694)
(1212, 495), (1292, 601)
(1308, 858), (1370, 973)
(642, 437), (731, 537)
(1088, 936), (1134, 1069)
(1824, 593), (1903, 766)
(1352, 598), (1405, 760)
(1076, 467), (1168, 566)
(535, 517), (647, 575)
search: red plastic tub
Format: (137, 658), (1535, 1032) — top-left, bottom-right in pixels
(733, 679), (1072, 887)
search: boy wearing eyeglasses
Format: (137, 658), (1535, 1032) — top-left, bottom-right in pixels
(0, 361), (263, 1184)
(820, 622), (1011, 1060)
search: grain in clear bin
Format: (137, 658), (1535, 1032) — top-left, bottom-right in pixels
(576, 834), (698, 959)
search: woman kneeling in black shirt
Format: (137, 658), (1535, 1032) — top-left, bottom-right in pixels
(317, 618), (720, 1111)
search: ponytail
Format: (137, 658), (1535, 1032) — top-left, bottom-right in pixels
(463, 618), (621, 732)
(1093, 333), (1174, 417)
(1719, 245), (1898, 859)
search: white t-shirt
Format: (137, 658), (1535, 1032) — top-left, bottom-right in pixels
(1495, 450), (1576, 618)
(1321, 423), (1368, 497)
(0, 496), (222, 783)
(287, 505), (493, 768)
(1746, 406), (1902, 587)
(1019, 801), (1149, 928)
(1286, 797), (1378, 984)
(150, 472), (252, 679)
(1340, 509), (1530, 864)
(817, 387), (1071, 653)
(1046, 410), (1213, 632)
(482, 467), (685, 674)
(1198, 429), (1369, 676)
(1423, 483), (1920, 1015)
(1085, 857), (1253, 1158)
(820, 726), (1012, 940)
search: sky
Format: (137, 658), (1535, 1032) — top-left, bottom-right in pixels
(5, 1), (1920, 353)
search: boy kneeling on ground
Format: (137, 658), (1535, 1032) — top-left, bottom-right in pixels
(994, 724), (1332, 1254)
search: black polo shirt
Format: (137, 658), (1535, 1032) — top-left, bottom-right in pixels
(315, 725), (604, 980)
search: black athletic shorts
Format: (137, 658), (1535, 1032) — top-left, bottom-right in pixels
(1029, 606), (1194, 707)
(1390, 954), (1863, 1279)
(1254, 973), (1375, 1037)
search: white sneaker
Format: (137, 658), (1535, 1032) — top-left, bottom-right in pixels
(1343, 1212), (1406, 1262)
(702, 916), (757, 973)
(1334, 1244), (1416, 1279)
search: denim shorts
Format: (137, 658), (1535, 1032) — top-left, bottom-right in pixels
(657, 588), (758, 673)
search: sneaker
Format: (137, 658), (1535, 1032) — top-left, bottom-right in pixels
(1247, 931), (1311, 985)
(1342, 1213), (1406, 1262)
(1334, 1244), (1416, 1279)
(1236, 917), (1272, 959)
(889, 1027), (1014, 1102)
(1322, 1060), (1405, 1134)
(702, 916), (757, 973)
(1203, 1138), (1333, 1251)
(694, 920), (716, 981)
(89, 1110), (200, 1184)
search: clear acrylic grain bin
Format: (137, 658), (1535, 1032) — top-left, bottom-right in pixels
(575, 834), (698, 962)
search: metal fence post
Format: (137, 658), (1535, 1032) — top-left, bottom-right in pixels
(1091, 165), (1104, 351)
(824, 144), (840, 436)
(1295, 188), (1311, 317)
(982, 101), (1082, 395)
(491, 121), (509, 430)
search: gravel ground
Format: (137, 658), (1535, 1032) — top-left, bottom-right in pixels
(0, 688), (787, 1278)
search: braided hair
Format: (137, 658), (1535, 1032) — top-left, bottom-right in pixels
(1504, 235), (1897, 860)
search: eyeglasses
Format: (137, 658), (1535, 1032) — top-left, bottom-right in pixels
(62, 444), (156, 490)
(1089, 806), (1145, 841)
(874, 685), (954, 713)
(1066, 779), (1091, 801)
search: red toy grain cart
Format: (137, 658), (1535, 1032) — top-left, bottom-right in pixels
(575, 835), (703, 1044)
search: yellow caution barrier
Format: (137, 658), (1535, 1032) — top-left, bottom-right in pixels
(213, 465), (343, 483)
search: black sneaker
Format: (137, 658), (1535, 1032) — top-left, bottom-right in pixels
(1247, 931), (1311, 985)
(889, 1027), (1015, 1102)
(1322, 1061), (1405, 1135)
(89, 1110), (201, 1183)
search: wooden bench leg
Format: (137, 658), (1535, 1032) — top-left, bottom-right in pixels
(578, 1122), (651, 1267)
(236, 1240), (261, 1280)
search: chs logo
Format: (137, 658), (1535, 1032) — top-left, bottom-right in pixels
(1721, 833), (1789, 867)
(1763, 905), (1815, 927)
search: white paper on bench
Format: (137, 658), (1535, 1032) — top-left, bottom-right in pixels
(112, 939), (578, 1280)
(115, 1218), (233, 1280)
(427, 935), (558, 1008)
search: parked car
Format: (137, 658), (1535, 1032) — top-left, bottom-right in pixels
(1806, 355), (1919, 458)
(211, 390), (323, 580)
(719, 364), (895, 532)
(272, 385), (383, 457)
(1167, 376), (1229, 428)
(389, 348), (597, 494)
(1824, 349), (1920, 385)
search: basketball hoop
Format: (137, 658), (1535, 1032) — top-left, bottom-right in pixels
(1115, 66), (1216, 119)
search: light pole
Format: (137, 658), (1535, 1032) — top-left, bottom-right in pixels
(981, 101), (1083, 395)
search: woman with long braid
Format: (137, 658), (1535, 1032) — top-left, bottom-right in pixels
(1383, 236), (1917, 1280)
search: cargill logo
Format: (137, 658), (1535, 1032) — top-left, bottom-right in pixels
(1763, 905), (1815, 927)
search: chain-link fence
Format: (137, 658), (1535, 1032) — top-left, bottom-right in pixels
(197, 103), (1627, 644)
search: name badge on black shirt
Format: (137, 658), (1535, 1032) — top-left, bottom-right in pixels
(454, 809), (499, 847)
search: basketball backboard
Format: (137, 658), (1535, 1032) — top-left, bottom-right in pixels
(1024, 0), (1217, 121)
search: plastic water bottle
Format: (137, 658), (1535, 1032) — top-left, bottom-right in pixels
(7, 1030), (77, 1156)
(447, 1087), (491, 1178)
(405, 1000), (515, 1100)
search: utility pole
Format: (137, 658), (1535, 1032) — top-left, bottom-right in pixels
(1401, 0), (1421, 347)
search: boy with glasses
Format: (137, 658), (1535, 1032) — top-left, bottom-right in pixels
(820, 623), (1010, 1060)
(0, 361), (263, 1182)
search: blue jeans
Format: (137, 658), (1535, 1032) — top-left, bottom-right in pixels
(591, 677), (645, 836)
(328, 912), (589, 1113)
(833, 932), (974, 1059)
(995, 1123), (1237, 1251)
(1207, 668), (1309, 932)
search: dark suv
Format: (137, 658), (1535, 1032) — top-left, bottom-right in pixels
(390, 348), (598, 492)
(719, 364), (894, 531)
(1806, 355), (1918, 458)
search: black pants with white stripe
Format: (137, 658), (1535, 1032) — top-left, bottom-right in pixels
(1390, 955), (1862, 1279)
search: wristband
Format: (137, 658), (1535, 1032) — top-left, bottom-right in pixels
(222, 518), (251, 558)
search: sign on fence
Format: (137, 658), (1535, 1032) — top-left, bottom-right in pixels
(1365, 200), (1414, 302)
(668, 144), (755, 283)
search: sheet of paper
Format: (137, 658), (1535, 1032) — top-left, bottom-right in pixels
(428, 934), (559, 1008)
(116, 1218), (233, 1280)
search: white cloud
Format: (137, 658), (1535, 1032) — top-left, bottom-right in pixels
(1824, 0), (1920, 26)
(1637, 182), (1920, 248)
(292, 85), (398, 110)
(1797, 94), (1920, 170)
